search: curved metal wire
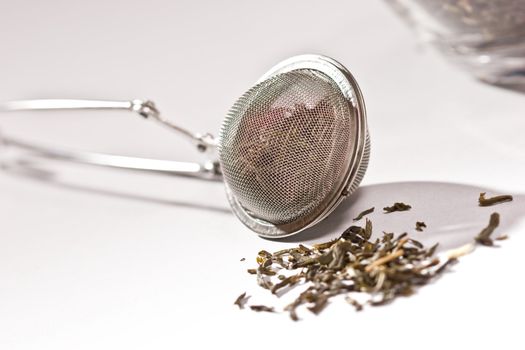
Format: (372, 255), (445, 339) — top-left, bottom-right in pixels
(0, 99), (222, 180)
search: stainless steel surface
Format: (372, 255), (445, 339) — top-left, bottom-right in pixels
(1, 99), (218, 151)
(0, 55), (370, 238)
(1, 137), (221, 180)
(0, 99), (221, 180)
(219, 54), (369, 237)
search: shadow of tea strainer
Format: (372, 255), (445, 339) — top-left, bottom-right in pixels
(0, 54), (370, 238)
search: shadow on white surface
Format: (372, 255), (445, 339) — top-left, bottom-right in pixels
(0, 158), (232, 214)
(279, 181), (524, 252)
(1, 158), (523, 250)
(491, 81), (525, 95)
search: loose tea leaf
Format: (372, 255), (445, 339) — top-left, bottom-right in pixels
(364, 249), (404, 273)
(446, 243), (475, 259)
(496, 234), (508, 241)
(271, 274), (302, 295)
(239, 200), (510, 320)
(307, 293), (329, 315)
(478, 192), (513, 207)
(249, 305), (275, 313)
(383, 202), (412, 213)
(242, 220), (460, 321)
(409, 238), (424, 249)
(475, 212), (500, 246)
(426, 243), (439, 258)
(353, 207), (375, 221)
(240, 258), (246, 262)
(364, 219), (373, 240)
(234, 292), (250, 309)
(345, 296), (363, 311)
(415, 221), (427, 232)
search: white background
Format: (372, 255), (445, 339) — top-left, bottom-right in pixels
(0, 1), (524, 349)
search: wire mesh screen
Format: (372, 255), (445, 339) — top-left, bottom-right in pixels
(219, 69), (355, 225)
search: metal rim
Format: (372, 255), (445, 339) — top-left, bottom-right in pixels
(222, 54), (369, 238)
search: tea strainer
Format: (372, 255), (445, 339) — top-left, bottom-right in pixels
(0, 54), (370, 238)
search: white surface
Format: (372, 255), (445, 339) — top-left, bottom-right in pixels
(1, 1), (524, 349)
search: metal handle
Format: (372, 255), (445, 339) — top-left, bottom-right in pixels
(0, 99), (222, 180)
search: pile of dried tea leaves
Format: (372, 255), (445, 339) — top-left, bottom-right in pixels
(235, 193), (514, 321)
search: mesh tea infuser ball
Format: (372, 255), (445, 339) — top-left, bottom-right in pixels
(219, 55), (369, 237)
(0, 54), (370, 238)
